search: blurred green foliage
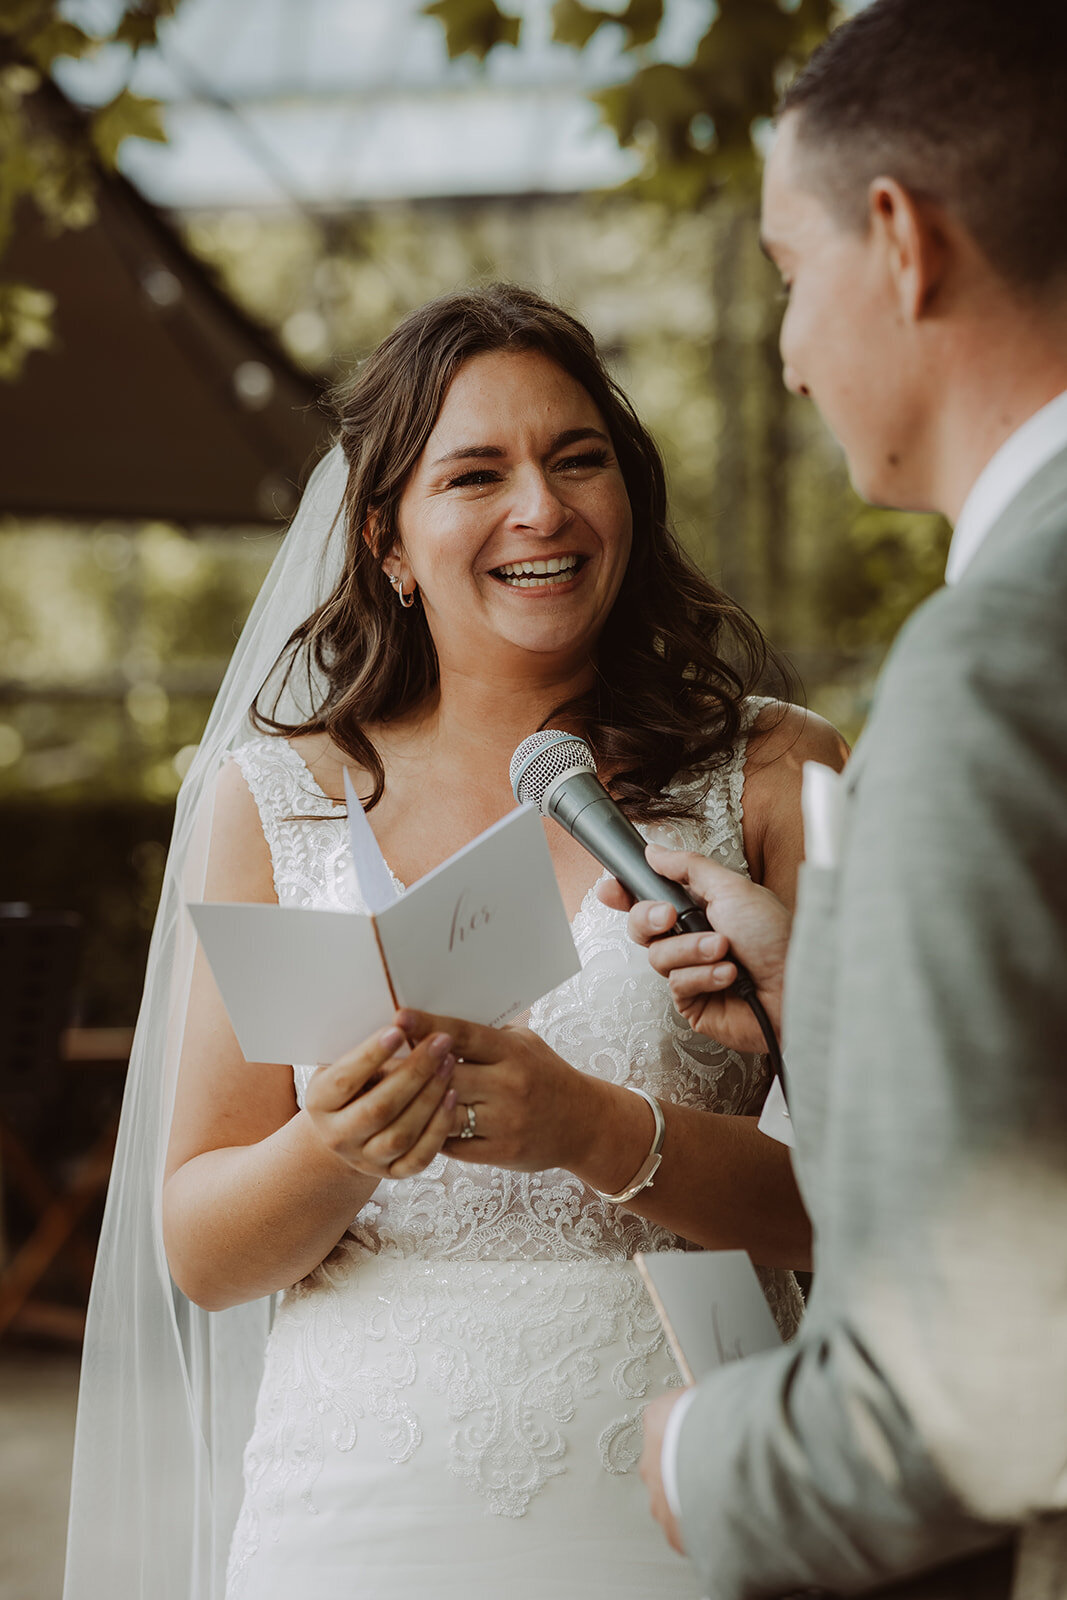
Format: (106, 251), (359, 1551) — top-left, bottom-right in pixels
(0, 520), (281, 804)
(423, 0), (837, 204)
(0, 518), (280, 1023)
(0, 1), (175, 378)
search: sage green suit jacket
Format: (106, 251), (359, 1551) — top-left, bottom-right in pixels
(675, 445), (1067, 1598)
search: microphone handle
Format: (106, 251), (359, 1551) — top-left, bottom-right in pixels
(547, 776), (786, 1096)
(548, 777), (705, 921)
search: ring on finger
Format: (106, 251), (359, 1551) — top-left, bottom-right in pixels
(458, 1103), (477, 1140)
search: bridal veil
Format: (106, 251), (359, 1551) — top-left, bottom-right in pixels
(63, 445), (348, 1600)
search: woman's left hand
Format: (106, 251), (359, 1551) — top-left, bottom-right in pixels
(395, 1008), (600, 1172)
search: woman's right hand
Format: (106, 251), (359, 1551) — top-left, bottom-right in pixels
(304, 1025), (457, 1180)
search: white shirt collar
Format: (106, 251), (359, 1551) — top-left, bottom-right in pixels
(945, 387), (1067, 584)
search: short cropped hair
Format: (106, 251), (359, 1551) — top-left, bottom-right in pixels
(780, 0), (1067, 293)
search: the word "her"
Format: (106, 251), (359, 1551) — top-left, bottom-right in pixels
(448, 893), (494, 954)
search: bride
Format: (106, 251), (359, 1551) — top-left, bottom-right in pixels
(64, 284), (844, 1600)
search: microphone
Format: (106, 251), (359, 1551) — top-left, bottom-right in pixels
(510, 730), (712, 934)
(510, 729), (786, 1090)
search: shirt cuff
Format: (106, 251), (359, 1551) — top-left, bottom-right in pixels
(661, 1385), (699, 1520)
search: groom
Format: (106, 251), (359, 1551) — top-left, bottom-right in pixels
(613, 1), (1067, 1595)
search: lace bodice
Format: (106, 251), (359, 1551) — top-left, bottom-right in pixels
(232, 710), (780, 1275)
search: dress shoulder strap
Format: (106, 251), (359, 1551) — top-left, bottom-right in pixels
(694, 695), (774, 865)
(231, 734), (341, 883)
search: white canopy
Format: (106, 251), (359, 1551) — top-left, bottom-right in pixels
(56, 0), (718, 208)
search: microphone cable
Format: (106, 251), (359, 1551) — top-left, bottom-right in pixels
(658, 906), (785, 1102)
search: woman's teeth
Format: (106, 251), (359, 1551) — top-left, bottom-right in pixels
(494, 555), (581, 587)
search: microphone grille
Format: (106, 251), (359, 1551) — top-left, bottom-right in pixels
(510, 729), (596, 810)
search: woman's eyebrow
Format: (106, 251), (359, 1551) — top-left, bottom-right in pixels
(431, 443), (507, 467)
(550, 427), (610, 452)
(430, 427), (610, 469)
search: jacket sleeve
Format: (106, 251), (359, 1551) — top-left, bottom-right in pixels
(675, 566), (1067, 1598)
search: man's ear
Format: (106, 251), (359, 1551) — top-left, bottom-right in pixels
(868, 176), (949, 320)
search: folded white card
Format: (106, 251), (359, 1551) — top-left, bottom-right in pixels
(635, 1249), (782, 1384)
(757, 1074), (796, 1148)
(189, 790), (580, 1065)
(801, 759), (846, 869)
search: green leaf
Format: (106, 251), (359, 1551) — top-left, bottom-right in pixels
(617, 0), (664, 51)
(595, 62), (703, 154)
(24, 20), (95, 71)
(552, 0), (663, 52)
(591, 82), (639, 149)
(550, 1), (609, 51)
(90, 90), (167, 169)
(114, 12), (161, 51)
(421, 0), (521, 62)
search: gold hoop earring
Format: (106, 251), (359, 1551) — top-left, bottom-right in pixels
(388, 573), (416, 609)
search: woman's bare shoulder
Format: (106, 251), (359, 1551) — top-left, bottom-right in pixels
(740, 701), (848, 905)
(745, 699), (849, 777)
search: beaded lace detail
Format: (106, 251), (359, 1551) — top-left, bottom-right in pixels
(231, 1252), (680, 1539)
(225, 709), (803, 1572)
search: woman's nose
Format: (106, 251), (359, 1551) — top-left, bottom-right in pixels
(508, 468), (573, 535)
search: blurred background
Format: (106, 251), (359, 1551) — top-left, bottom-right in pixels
(0, 1), (946, 1592)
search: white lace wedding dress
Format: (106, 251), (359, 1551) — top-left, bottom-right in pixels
(224, 711), (803, 1599)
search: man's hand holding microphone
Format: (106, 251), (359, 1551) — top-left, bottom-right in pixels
(596, 841), (792, 1053)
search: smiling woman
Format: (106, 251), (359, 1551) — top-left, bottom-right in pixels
(374, 347), (634, 692)
(254, 285), (779, 826)
(67, 284), (845, 1600)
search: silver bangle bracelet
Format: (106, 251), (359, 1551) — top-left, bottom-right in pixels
(592, 1085), (666, 1206)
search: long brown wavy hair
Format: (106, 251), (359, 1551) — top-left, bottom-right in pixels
(253, 284), (789, 819)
